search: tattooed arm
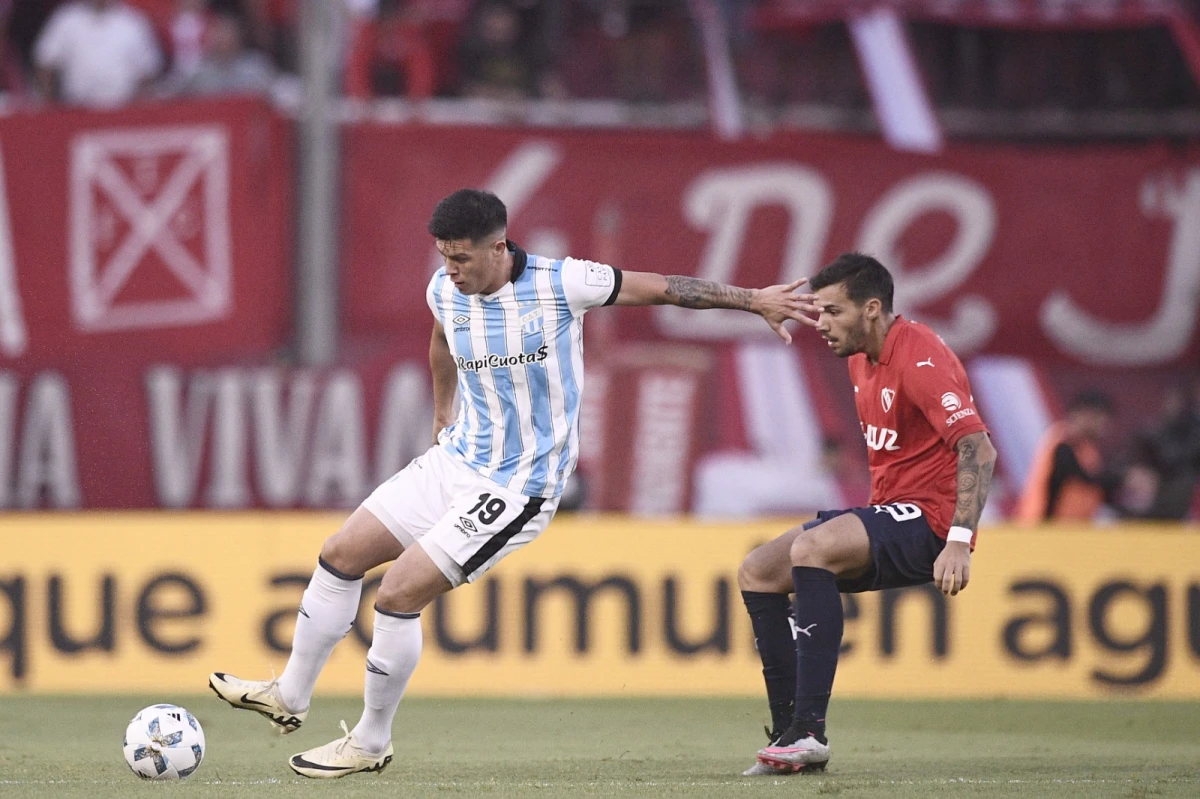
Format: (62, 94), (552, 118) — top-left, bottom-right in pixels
(950, 432), (998, 532)
(613, 271), (820, 342)
(933, 431), (998, 596)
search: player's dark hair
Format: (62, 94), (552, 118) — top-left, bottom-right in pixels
(427, 189), (507, 243)
(810, 252), (894, 314)
(1068, 389), (1114, 415)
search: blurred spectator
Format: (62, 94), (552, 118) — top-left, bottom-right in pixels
(1016, 390), (1122, 524)
(165, 0), (211, 81)
(345, 0), (435, 99)
(1126, 381), (1200, 520)
(458, 0), (563, 99)
(161, 9), (274, 95)
(34, 0), (163, 108)
(0, 0), (27, 97)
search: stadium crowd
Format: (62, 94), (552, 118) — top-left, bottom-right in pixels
(1, 0), (1196, 114)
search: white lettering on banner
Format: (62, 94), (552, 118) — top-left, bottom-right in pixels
(0, 372), (80, 508)
(857, 173), (997, 355)
(306, 374), (366, 506)
(70, 126), (231, 331)
(147, 365), (431, 508)
(659, 165), (833, 338)
(0, 146), (27, 357)
(251, 371), (318, 507)
(1041, 170), (1200, 366)
(630, 373), (696, 515)
(373, 364), (433, 484)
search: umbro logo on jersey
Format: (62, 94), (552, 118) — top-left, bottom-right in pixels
(453, 315), (469, 325)
(881, 387), (895, 412)
(458, 517), (477, 533)
(917, 357), (934, 367)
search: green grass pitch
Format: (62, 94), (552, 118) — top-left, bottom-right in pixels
(1, 696), (1197, 797)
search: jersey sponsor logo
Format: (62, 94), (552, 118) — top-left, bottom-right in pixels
(456, 346), (550, 371)
(917, 357), (934, 367)
(941, 392), (962, 411)
(864, 424), (901, 452)
(947, 407), (977, 426)
(584, 263), (613, 288)
(881, 387), (895, 412)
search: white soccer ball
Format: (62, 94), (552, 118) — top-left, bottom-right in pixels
(122, 704), (206, 780)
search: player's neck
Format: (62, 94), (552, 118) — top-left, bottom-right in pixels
(481, 250), (515, 295)
(864, 314), (897, 364)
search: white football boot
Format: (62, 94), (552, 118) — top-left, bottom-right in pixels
(208, 671), (307, 734)
(289, 720), (394, 779)
(755, 725), (831, 773)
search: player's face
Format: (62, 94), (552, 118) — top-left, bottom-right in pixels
(436, 236), (508, 295)
(814, 282), (871, 358)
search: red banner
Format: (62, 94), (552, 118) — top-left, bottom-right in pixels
(342, 126), (1200, 369)
(0, 97), (292, 367)
(0, 98), (297, 509)
(753, 1), (1195, 29)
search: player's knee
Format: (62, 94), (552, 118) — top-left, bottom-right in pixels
(789, 532), (833, 570)
(319, 532), (366, 579)
(737, 550), (771, 592)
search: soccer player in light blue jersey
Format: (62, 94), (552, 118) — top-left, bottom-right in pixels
(209, 188), (820, 778)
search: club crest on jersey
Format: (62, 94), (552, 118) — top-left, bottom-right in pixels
(881, 387), (895, 413)
(519, 306), (544, 335)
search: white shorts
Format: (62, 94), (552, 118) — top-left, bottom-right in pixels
(363, 445), (559, 587)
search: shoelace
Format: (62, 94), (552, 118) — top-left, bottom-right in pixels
(332, 720), (354, 757)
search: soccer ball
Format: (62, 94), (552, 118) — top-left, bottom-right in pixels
(122, 704), (206, 780)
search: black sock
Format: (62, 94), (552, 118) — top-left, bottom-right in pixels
(791, 566), (843, 736)
(741, 590), (796, 736)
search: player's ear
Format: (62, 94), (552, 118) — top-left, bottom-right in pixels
(864, 297), (881, 320)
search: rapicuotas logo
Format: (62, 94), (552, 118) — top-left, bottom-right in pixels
(456, 346), (549, 371)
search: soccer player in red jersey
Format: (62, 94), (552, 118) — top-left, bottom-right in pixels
(737, 253), (997, 775)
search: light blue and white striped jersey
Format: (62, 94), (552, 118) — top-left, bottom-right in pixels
(427, 245), (622, 498)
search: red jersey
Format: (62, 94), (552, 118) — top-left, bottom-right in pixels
(847, 317), (988, 538)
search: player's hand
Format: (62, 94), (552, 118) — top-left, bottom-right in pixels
(751, 278), (820, 344)
(933, 540), (971, 596)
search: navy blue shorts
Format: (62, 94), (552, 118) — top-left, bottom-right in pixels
(803, 504), (946, 593)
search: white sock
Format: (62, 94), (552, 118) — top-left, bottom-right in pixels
(276, 558), (362, 712)
(352, 608), (423, 753)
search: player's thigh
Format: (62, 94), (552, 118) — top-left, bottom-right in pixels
(789, 511), (873, 577)
(359, 445), (455, 556)
(419, 480), (558, 589)
(320, 505), (406, 578)
(739, 525), (808, 593)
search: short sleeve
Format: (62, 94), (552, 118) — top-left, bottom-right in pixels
(560, 257), (622, 316)
(904, 359), (988, 449)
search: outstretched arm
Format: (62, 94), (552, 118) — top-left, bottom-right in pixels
(614, 271), (819, 343)
(429, 321), (458, 444)
(933, 431), (997, 596)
